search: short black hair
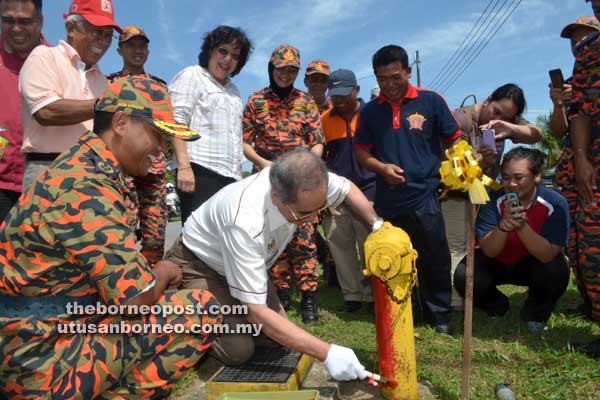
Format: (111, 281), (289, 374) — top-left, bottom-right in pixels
(372, 45), (409, 73)
(198, 25), (252, 77)
(93, 110), (114, 135)
(501, 146), (545, 176)
(1, 0), (43, 16)
(489, 83), (526, 117)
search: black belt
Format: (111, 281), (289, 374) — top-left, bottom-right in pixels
(0, 293), (99, 318)
(25, 152), (60, 162)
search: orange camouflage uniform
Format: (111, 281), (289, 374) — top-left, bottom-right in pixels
(570, 30), (600, 321)
(243, 87), (323, 291)
(0, 131), (221, 399)
(107, 71), (169, 265)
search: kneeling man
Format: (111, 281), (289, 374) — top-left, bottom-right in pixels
(454, 147), (570, 333)
(0, 77), (221, 399)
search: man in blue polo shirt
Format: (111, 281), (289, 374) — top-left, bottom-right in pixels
(454, 147), (569, 333)
(355, 45), (461, 334)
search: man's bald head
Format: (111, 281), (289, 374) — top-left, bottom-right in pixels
(269, 148), (329, 204)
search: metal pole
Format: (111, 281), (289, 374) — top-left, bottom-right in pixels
(461, 203), (476, 400)
(415, 50), (421, 87)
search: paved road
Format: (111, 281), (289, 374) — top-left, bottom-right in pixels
(165, 220), (182, 251)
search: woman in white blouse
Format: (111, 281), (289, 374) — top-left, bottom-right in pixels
(169, 25), (253, 224)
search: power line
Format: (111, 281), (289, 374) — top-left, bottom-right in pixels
(427, 0), (496, 89)
(432, 0), (511, 92)
(438, 0), (522, 94)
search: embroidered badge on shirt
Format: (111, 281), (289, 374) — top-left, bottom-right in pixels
(407, 113), (426, 131)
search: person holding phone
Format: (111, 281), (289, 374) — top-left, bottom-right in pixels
(454, 147), (570, 334)
(551, 16), (600, 322)
(442, 83), (541, 311)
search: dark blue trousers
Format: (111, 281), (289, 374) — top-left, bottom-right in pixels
(389, 194), (452, 326)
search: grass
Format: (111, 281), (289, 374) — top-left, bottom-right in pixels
(170, 277), (600, 400)
(293, 280), (600, 400)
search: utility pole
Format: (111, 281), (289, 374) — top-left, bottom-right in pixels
(415, 50), (421, 87)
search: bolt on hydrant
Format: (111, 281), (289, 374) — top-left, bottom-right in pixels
(363, 222), (419, 400)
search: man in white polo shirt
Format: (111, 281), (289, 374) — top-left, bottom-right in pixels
(165, 148), (383, 381)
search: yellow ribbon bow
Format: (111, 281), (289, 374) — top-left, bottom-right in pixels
(439, 140), (502, 204)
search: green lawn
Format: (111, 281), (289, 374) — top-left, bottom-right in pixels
(171, 278), (600, 400)
(288, 280), (600, 400)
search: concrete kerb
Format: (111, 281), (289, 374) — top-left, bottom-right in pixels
(169, 356), (437, 400)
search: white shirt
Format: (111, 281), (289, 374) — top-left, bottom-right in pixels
(169, 65), (243, 180)
(182, 169), (350, 304)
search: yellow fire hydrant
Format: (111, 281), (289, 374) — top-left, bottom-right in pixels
(364, 222), (419, 400)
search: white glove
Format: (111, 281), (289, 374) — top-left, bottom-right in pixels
(323, 344), (367, 381)
(371, 217), (384, 232)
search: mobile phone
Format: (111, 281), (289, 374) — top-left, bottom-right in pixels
(482, 129), (495, 148)
(549, 68), (564, 89)
(506, 192), (520, 208)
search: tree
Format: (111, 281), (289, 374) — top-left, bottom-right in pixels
(535, 113), (562, 170)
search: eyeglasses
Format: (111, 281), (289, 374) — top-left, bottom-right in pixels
(501, 173), (533, 184)
(284, 202), (328, 223)
(1, 16), (39, 27)
(216, 46), (241, 61)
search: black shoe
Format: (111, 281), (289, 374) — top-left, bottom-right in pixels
(276, 289), (291, 311)
(432, 324), (453, 336)
(337, 300), (362, 313)
(301, 291), (319, 324)
(577, 339), (600, 358)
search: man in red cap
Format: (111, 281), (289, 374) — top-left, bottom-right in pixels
(107, 25), (170, 267)
(18, 0), (120, 191)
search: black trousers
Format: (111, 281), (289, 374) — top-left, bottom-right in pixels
(0, 188), (20, 223)
(389, 194), (452, 326)
(177, 163), (236, 225)
(454, 249), (569, 322)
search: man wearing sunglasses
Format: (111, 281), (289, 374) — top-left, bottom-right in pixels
(165, 148), (383, 381)
(18, 0), (120, 191)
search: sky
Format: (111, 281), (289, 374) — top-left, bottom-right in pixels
(40, 0), (592, 125)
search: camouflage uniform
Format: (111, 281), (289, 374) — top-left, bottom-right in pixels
(107, 70), (169, 265)
(551, 77), (584, 302)
(570, 30), (600, 321)
(243, 46), (323, 292)
(0, 131), (221, 399)
(306, 60), (333, 115)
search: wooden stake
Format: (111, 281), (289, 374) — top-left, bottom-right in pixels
(461, 203), (477, 400)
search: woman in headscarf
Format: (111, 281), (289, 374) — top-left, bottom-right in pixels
(242, 44), (323, 324)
